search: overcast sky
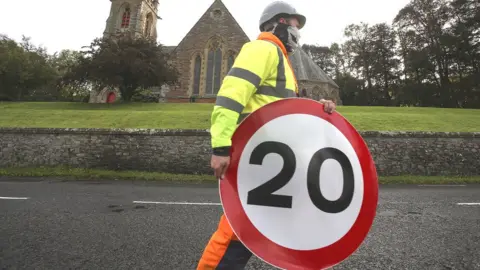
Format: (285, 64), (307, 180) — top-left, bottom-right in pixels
(0, 0), (411, 54)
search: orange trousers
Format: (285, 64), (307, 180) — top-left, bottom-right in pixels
(196, 214), (253, 269)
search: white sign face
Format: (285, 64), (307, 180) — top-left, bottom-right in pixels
(237, 113), (364, 251)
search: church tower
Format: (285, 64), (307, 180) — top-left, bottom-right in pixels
(103, 0), (160, 40)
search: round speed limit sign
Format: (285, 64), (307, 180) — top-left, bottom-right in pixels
(219, 98), (379, 270)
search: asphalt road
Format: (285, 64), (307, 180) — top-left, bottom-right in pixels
(0, 177), (479, 270)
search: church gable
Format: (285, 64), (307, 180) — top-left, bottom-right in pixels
(173, 0), (250, 53)
(166, 0), (251, 101)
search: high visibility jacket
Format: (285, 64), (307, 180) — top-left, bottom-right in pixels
(210, 32), (299, 156)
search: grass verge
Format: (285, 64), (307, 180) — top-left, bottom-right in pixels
(1, 167), (479, 184)
(1, 102), (479, 132)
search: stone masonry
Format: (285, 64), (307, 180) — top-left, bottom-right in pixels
(298, 81), (342, 105)
(0, 128), (479, 176)
(290, 47), (342, 104)
(164, 0), (250, 102)
(103, 0), (160, 40)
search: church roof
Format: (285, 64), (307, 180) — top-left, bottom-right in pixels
(289, 47), (339, 88)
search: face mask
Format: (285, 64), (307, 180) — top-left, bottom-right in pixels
(272, 23), (301, 53)
(287, 26), (301, 50)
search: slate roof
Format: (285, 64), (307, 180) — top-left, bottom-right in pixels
(289, 47), (339, 88)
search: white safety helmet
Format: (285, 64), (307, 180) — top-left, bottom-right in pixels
(259, 1), (306, 32)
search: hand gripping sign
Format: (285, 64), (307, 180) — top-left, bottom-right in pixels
(219, 98), (379, 270)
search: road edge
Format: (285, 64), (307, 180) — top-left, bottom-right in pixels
(1, 166), (480, 185)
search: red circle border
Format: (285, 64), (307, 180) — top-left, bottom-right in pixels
(219, 98), (379, 270)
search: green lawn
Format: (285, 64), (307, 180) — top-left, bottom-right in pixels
(1, 102), (479, 132)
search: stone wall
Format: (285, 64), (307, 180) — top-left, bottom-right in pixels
(298, 81), (343, 105)
(0, 128), (479, 176)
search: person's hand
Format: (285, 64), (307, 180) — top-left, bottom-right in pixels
(211, 154), (230, 180)
(319, 99), (336, 114)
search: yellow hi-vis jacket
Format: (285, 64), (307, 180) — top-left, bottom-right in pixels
(210, 32), (299, 156)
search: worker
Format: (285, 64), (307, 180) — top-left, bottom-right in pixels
(196, 1), (337, 269)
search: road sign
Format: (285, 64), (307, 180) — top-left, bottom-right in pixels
(219, 98), (379, 270)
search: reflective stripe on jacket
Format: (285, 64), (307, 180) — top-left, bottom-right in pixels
(210, 32), (298, 155)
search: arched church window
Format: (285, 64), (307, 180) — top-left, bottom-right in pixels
(121, 6), (131, 28)
(144, 13), (153, 36)
(193, 55), (202, 95)
(205, 40), (222, 95)
(313, 86), (321, 101)
(213, 47), (222, 93)
(227, 55), (235, 70)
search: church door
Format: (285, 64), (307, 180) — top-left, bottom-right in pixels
(107, 92), (116, 103)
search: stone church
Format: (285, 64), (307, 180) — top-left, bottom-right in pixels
(90, 0), (341, 104)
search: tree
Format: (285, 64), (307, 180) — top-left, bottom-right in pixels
(301, 0), (478, 108)
(62, 34), (178, 102)
(302, 44), (336, 78)
(50, 49), (90, 101)
(0, 35), (57, 101)
(368, 23), (401, 105)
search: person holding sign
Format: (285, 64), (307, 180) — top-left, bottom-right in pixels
(196, 1), (337, 269)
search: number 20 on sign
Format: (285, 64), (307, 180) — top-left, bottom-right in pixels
(219, 98), (379, 270)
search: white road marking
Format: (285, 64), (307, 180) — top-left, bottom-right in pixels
(133, 201), (221, 206)
(418, 185), (466, 187)
(0, 196), (29, 200)
(457, 203), (480, 206)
